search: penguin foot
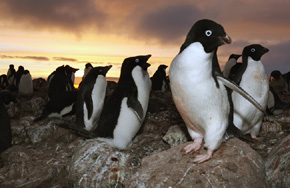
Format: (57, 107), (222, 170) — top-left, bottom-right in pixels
(193, 149), (213, 164)
(182, 138), (203, 154)
(251, 135), (264, 142)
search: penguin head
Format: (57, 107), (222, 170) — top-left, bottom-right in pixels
(158, 64), (168, 71)
(270, 70), (282, 80)
(85, 63), (93, 69)
(180, 19), (231, 53)
(64, 65), (79, 74)
(120, 55), (151, 79)
(242, 44), (269, 61)
(229, 54), (242, 60)
(94, 65), (112, 76)
(18, 66), (24, 72)
(9, 64), (14, 69)
(23, 70), (30, 75)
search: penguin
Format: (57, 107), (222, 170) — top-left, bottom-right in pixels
(223, 54), (241, 78)
(283, 71), (290, 91)
(15, 65), (24, 88)
(151, 64), (168, 92)
(82, 63), (93, 81)
(76, 65), (112, 131)
(169, 19), (266, 163)
(18, 70), (33, 96)
(269, 70), (287, 94)
(0, 92), (12, 154)
(7, 64), (16, 85)
(0, 74), (9, 89)
(64, 65), (79, 91)
(232, 44), (269, 139)
(93, 55), (151, 149)
(267, 86), (289, 115)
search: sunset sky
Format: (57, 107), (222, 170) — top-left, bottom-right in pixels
(0, 0), (289, 84)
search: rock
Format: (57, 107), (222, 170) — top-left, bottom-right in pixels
(26, 123), (54, 144)
(129, 138), (267, 188)
(68, 139), (128, 188)
(30, 97), (46, 116)
(6, 102), (20, 118)
(162, 124), (189, 147)
(265, 134), (290, 188)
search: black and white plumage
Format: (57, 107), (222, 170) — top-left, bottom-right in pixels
(76, 65), (112, 131)
(93, 55), (151, 149)
(15, 65), (24, 88)
(223, 54), (241, 78)
(267, 86), (289, 115)
(151, 64), (168, 92)
(169, 19), (265, 163)
(82, 63), (93, 81)
(231, 44), (269, 138)
(269, 70), (287, 94)
(0, 74), (9, 89)
(7, 64), (16, 85)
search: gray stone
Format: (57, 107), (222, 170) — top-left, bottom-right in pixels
(265, 134), (290, 188)
(162, 125), (189, 147)
(129, 138), (267, 188)
(26, 122), (54, 144)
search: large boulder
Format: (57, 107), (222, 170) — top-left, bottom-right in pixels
(129, 138), (267, 188)
(265, 134), (290, 188)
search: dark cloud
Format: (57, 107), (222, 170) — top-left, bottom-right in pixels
(53, 57), (77, 62)
(0, 55), (49, 61)
(0, 0), (106, 36)
(263, 40), (290, 75)
(135, 4), (203, 44)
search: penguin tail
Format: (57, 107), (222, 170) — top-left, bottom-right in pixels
(57, 123), (97, 139)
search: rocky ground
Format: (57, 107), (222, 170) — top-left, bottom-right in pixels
(0, 85), (290, 188)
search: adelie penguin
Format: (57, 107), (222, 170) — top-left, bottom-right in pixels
(223, 54), (241, 78)
(169, 19), (266, 163)
(75, 65), (112, 131)
(231, 44), (269, 139)
(151, 64), (168, 92)
(18, 70), (33, 96)
(82, 63), (94, 81)
(93, 55), (151, 149)
(7, 64), (16, 85)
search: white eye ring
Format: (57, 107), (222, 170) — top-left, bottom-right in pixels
(251, 48), (255, 52)
(135, 59), (139, 63)
(205, 30), (212, 37)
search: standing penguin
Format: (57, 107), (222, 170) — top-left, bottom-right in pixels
(169, 19), (265, 163)
(232, 44), (269, 139)
(7, 64), (16, 85)
(18, 70), (33, 96)
(82, 63), (93, 81)
(223, 54), (241, 78)
(0, 75), (9, 89)
(93, 55), (151, 149)
(151, 64), (168, 92)
(0, 93), (12, 154)
(76, 65), (112, 131)
(269, 70), (287, 94)
(15, 65), (24, 88)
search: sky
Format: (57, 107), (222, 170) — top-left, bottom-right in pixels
(0, 0), (289, 84)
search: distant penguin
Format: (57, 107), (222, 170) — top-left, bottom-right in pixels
(0, 75), (9, 89)
(64, 65), (79, 91)
(151, 64), (168, 92)
(0, 94), (12, 154)
(232, 44), (269, 139)
(82, 63), (93, 81)
(93, 55), (151, 149)
(269, 70), (287, 94)
(19, 70), (33, 96)
(76, 65), (112, 131)
(223, 54), (241, 78)
(7, 64), (16, 85)
(169, 19), (265, 163)
(15, 66), (24, 88)
(267, 86), (289, 115)
(283, 71), (290, 91)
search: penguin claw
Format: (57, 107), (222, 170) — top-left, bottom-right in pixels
(193, 150), (214, 164)
(182, 138), (203, 154)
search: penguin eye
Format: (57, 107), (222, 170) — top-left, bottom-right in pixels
(251, 48), (255, 52)
(205, 30), (212, 37)
(135, 59), (139, 63)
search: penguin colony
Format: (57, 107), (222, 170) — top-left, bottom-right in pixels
(0, 19), (289, 163)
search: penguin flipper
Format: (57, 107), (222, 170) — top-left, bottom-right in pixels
(216, 76), (268, 115)
(127, 96), (143, 121)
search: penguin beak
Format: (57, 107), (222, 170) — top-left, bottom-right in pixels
(263, 47), (269, 54)
(104, 65), (112, 74)
(221, 35), (232, 44)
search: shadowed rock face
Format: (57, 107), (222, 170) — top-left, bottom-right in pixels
(0, 87), (290, 187)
